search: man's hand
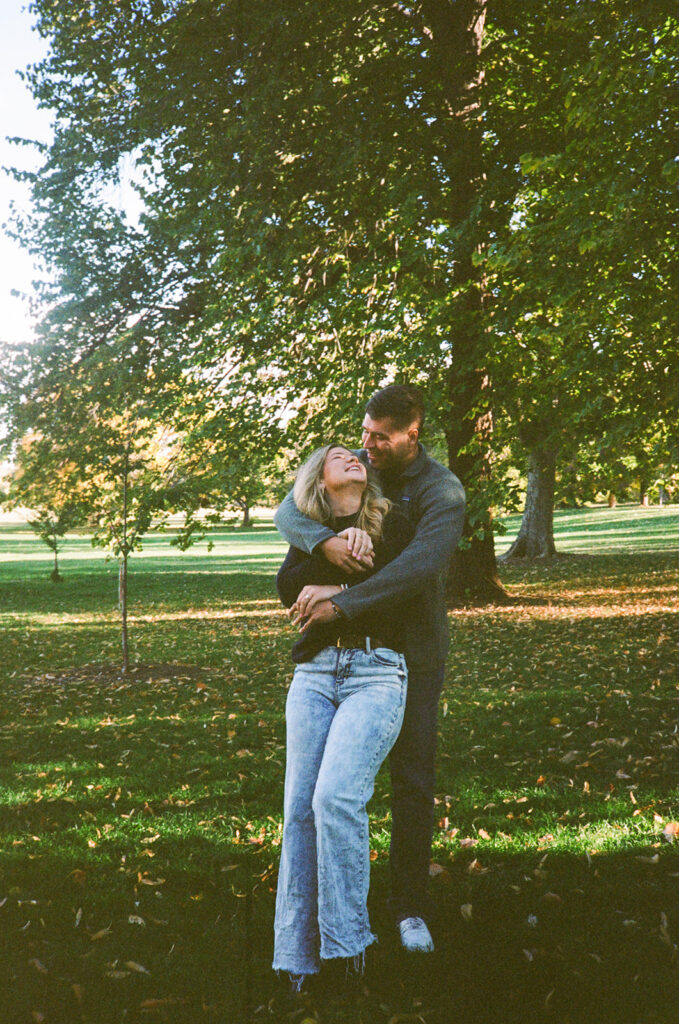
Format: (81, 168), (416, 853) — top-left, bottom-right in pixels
(337, 527), (374, 562)
(289, 584), (342, 625)
(320, 534), (374, 573)
(298, 598), (339, 633)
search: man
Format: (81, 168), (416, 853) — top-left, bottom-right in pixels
(274, 384), (465, 953)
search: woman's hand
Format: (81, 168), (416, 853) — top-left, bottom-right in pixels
(289, 584), (342, 626)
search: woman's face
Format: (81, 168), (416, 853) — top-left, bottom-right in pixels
(322, 447), (367, 493)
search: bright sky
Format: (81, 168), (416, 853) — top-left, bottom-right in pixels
(0, 1), (52, 346)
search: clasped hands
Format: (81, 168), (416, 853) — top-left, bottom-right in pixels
(289, 527), (374, 633)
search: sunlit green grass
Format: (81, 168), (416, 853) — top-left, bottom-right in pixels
(1, 506), (678, 1022)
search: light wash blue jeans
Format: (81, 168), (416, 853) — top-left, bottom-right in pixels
(273, 644), (408, 976)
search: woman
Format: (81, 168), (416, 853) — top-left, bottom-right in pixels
(272, 443), (414, 991)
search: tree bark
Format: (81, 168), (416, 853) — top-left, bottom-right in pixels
(639, 476), (649, 505)
(119, 556), (129, 675)
(50, 544), (62, 582)
(502, 447), (558, 559)
(120, 453), (130, 675)
(423, 0), (509, 604)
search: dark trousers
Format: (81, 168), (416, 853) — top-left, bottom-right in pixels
(387, 665), (446, 923)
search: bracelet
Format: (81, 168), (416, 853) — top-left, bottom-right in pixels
(331, 602), (343, 619)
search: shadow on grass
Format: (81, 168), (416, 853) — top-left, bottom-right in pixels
(2, 841), (679, 1024)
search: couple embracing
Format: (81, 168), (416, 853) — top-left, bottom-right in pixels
(272, 384), (466, 993)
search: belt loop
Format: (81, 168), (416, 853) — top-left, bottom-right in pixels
(365, 637), (372, 654)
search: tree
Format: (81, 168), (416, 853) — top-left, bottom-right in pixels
(3, 433), (86, 580)
(6, 330), (190, 673)
(487, 0), (679, 556)
(171, 381), (287, 542)
(15, 0), (678, 588)
(19, 0), (514, 601)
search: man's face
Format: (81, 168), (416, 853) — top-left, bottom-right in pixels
(361, 414), (419, 472)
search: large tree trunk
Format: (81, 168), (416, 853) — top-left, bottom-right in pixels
(424, 0), (509, 604)
(502, 447), (558, 559)
(446, 356), (509, 603)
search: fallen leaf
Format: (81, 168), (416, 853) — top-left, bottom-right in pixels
(478, 828), (491, 841)
(461, 903), (473, 921)
(428, 862), (450, 883)
(467, 858), (489, 875)
(125, 961), (150, 975)
(662, 823), (679, 843)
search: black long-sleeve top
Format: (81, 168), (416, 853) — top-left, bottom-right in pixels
(276, 509), (415, 664)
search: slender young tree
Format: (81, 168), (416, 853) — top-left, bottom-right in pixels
(3, 435), (86, 580)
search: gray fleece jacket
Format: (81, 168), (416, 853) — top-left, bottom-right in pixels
(274, 444), (465, 672)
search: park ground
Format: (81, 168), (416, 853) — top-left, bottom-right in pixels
(1, 504), (679, 1024)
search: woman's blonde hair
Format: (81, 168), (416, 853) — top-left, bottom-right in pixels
(293, 444), (391, 544)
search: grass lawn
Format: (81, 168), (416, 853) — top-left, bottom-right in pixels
(1, 504), (678, 1023)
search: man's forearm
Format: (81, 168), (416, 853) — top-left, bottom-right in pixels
(332, 491), (465, 620)
(274, 490), (334, 554)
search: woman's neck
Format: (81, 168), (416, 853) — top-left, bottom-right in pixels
(327, 487), (362, 518)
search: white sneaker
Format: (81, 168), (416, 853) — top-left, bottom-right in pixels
(399, 916), (434, 953)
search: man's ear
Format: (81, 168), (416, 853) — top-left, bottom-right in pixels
(408, 425), (419, 446)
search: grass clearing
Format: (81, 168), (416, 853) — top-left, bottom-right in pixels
(1, 505), (678, 1022)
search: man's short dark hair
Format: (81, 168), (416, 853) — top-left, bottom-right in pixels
(365, 384), (425, 432)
